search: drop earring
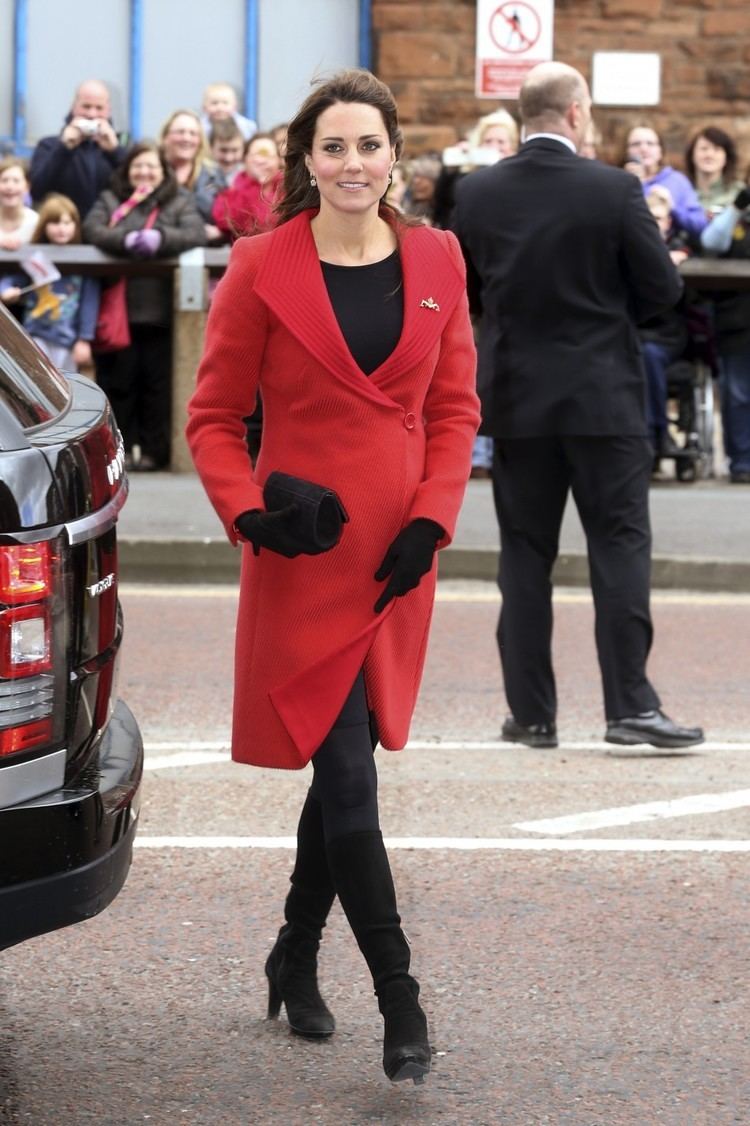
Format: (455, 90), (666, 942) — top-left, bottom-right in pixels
(310, 175), (317, 188)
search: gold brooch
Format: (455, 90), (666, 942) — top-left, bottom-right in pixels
(420, 297), (440, 312)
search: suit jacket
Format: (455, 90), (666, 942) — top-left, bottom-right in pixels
(454, 138), (683, 438)
(186, 210), (479, 769)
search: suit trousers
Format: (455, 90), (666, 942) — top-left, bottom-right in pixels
(491, 435), (661, 724)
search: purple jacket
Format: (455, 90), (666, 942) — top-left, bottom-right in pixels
(641, 166), (707, 238)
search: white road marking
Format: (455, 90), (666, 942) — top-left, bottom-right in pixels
(133, 836), (750, 853)
(120, 583), (750, 606)
(146, 750), (229, 770)
(142, 740), (750, 770)
(515, 789), (750, 835)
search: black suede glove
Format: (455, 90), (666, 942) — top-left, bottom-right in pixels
(234, 504), (301, 557)
(374, 518), (445, 613)
(734, 187), (750, 211)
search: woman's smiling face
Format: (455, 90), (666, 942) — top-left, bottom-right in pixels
(163, 114), (202, 164)
(305, 101), (395, 218)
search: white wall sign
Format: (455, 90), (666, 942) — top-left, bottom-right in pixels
(475, 0), (555, 100)
(591, 52), (661, 106)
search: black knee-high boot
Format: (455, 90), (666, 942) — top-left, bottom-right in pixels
(266, 791), (336, 1037)
(326, 829), (431, 1084)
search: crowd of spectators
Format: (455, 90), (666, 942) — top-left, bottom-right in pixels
(0, 78), (287, 470)
(1, 77), (750, 481)
(389, 111), (750, 485)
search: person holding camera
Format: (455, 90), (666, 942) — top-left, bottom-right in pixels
(620, 123), (706, 240)
(30, 80), (125, 219)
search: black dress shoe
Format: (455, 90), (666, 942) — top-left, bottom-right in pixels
(730, 470), (750, 484)
(501, 716), (558, 748)
(605, 709), (704, 748)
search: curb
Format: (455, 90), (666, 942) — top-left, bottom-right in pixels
(118, 538), (750, 593)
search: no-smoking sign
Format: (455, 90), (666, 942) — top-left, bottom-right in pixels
(476, 0), (554, 99)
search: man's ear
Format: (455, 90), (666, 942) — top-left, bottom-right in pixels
(566, 101), (583, 135)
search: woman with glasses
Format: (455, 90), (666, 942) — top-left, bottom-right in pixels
(621, 123), (706, 238)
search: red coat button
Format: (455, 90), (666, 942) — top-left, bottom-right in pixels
(404, 412), (416, 430)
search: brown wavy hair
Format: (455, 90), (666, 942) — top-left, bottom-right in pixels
(275, 69), (407, 226)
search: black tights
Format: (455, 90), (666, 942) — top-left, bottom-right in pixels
(308, 671), (379, 842)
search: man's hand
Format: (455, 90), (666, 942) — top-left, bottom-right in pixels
(624, 160), (646, 182)
(1, 287), (22, 305)
(94, 120), (119, 153)
(60, 122), (84, 150)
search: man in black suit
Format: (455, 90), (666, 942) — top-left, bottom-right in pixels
(454, 61), (703, 750)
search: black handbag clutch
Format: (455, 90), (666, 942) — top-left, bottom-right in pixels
(262, 471), (349, 555)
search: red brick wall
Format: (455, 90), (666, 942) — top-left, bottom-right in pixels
(373, 0), (750, 171)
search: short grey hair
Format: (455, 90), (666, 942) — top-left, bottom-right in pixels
(519, 63), (587, 128)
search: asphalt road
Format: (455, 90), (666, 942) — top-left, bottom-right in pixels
(1, 581), (749, 1126)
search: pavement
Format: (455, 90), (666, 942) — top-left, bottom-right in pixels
(118, 471), (750, 591)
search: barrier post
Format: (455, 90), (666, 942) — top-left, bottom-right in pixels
(171, 248), (208, 471)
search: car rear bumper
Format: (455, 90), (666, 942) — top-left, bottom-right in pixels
(0, 699), (143, 950)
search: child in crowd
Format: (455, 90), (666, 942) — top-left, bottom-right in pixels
(0, 193), (98, 372)
(211, 132), (282, 240)
(0, 157), (38, 250)
(201, 82), (257, 142)
(639, 186), (690, 461)
(209, 119), (245, 188)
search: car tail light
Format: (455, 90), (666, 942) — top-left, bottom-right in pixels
(0, 542), (56, 758)
(0, 717), (53, 757)
(0, 543), (52, 604)
(0, 604), (51, 676)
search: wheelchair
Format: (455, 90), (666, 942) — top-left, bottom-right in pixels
(654, 301), (717, 483)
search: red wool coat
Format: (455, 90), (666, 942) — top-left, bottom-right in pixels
(186, 209), (480, 770)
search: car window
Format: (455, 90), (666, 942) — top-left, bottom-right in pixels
(0, 306), (71, 429)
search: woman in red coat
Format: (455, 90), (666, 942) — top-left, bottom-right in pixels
(186, 69), (479, 1085)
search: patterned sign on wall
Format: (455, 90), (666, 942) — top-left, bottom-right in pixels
(476, 0), (555, 99)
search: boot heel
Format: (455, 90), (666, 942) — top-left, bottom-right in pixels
(267, 976), (282, 1020)
(385, 1050), (431, 1084)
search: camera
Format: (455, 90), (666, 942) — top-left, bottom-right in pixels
(441, 144), (501, 170)
(442, 145), (469, 169)
(73, 117), (99, 136)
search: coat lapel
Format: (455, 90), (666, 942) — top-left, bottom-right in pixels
(373, 223), (465, 389)
(253, 211), (465, 401)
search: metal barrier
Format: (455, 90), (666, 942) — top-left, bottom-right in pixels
(0, 245), (229, 471)
(2, 246), (750, 470)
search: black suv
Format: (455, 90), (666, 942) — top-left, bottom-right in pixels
(0, 304), (142, 950)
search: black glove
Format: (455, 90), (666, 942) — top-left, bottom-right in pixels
(234, 504), (301, 557)
(374, 518), (444, 613)
(734, 187), (750, 211)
